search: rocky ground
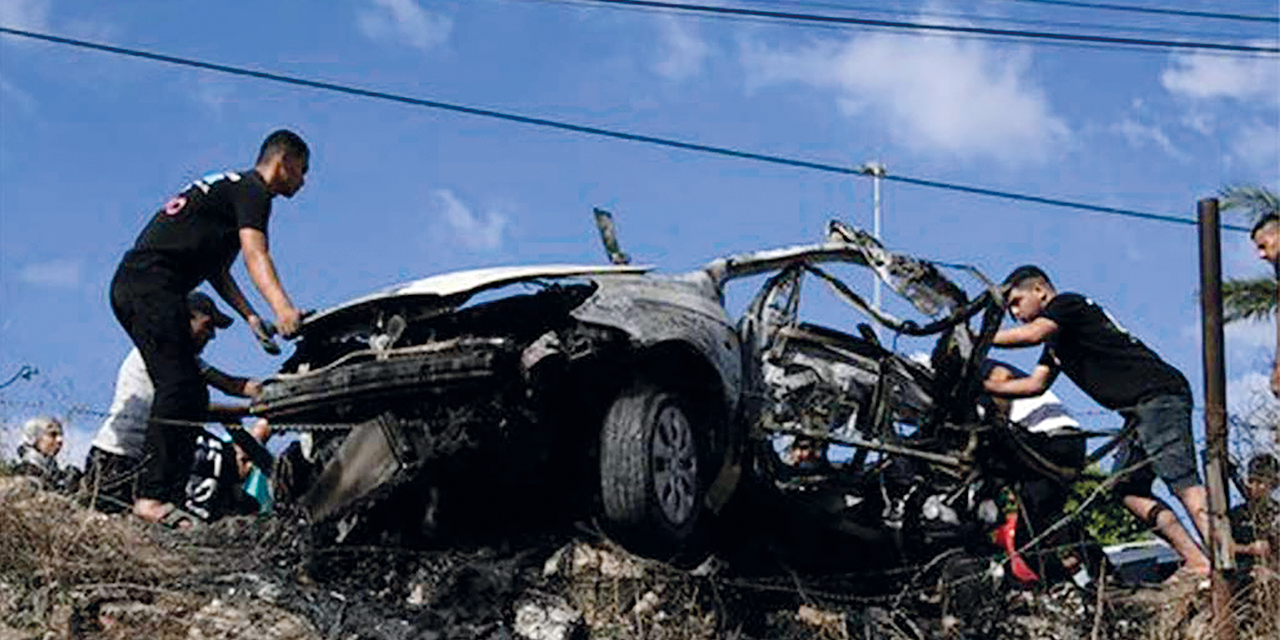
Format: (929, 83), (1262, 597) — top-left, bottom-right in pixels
(2, 476), (1274, 640)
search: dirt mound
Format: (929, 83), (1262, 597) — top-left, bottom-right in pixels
(6, 476), (1274, 640)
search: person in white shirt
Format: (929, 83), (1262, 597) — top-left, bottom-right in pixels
(83, 292), (260, 516)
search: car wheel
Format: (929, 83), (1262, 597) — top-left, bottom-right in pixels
(600, 382), (703, 551)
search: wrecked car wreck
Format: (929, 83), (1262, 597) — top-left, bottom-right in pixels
(254, 220), (1094, 586)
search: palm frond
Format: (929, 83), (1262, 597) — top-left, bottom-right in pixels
(1223, 274), (1279, 323)
(1220, 185), (1279, 227)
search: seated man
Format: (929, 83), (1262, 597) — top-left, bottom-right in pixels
(83, 292), (260, 517)
(184, 419), (273, 521)
(1231, 453), (1279, 575)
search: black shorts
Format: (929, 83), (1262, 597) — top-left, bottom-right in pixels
(1112, 393), (1201, 497)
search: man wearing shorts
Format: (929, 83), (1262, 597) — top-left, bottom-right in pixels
(984, 266), (1212, 579)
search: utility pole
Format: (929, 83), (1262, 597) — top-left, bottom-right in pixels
(859, 161), (887, 340)
(1197, 197), (1235, 639)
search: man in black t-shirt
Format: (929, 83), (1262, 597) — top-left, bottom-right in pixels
(983, 266), (1213, 581)
(109, 129), (310, 525)
(1248, 213), (1279, 397)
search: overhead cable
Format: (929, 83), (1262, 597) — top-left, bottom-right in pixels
(994, 0), (1279, 24)
(731, 0), (1259, 41)
(0, 26), (1250, 233)
(566, 0), (1279, 54)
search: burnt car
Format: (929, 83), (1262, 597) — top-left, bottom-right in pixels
(254, 221), (1081, 572)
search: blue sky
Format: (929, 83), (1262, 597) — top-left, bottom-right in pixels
(2, 0), (1278, 504)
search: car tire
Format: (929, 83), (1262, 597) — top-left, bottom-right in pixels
(600, 382), (704, 553)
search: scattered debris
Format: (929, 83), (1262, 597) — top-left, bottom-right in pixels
(514, 594), (584, 640)
(2, 475), (1278, 639)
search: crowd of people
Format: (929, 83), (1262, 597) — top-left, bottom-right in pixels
(6, 130), (1278, 589)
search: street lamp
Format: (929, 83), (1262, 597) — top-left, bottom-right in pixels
(858, 161), (887, 340)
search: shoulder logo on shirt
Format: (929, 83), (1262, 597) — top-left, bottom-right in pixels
(162, 195), (187, 216)
(1086, 297), (1135, 338)
(191, 171), (242, 194)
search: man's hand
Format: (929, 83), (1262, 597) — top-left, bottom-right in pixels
(243, 379), (262, 400)
(276, 305), (303, 338)
(247, 314), (281, 355)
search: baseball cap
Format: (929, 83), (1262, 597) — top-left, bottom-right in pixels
(1247, 453), (1279, 483)
(187, 291), (234, 329)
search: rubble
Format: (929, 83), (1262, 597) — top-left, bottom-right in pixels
(4, 475), (1271, 639)
(514, 594), (584, 640)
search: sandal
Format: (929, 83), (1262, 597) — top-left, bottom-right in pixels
(1161, 565), (1210, 590)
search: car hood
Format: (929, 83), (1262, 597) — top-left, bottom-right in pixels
(303, 264), (653, 327)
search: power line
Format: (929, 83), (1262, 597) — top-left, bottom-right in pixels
(530, 0), (1266, 54)
(529, 0), (1271, 59)
(994, 0), (1279, 24)
(565, 0), (1279, 54)
(0, 26), (1251, 233)
(733, 0), (1261, 41)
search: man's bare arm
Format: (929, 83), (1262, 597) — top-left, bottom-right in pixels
(1273, 274), (1279, 397)
(202, 365), (259, 399)
(208, 402), (251, 422)
(210, 268), (259, 321)
(239, 228), (302, 336)
(984, 363), (1058, 398)
(992, 317), (1059, 348)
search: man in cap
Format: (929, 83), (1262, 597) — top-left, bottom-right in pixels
(86, 292), (262, 522)
(1230, 453), (1279, 575)
(108, 129), (309, 524)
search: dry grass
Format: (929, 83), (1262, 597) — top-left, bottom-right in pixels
(0, 476), (185, 586)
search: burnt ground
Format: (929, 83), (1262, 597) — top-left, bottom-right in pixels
(2, 475), (1275, 640)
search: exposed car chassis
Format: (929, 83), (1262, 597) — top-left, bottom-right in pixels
(253, 220), (1081, 572)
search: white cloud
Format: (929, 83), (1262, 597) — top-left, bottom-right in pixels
(1160, 50), (1280, 107)
(432, 190), (508, 252)
(1229, 120), (1280, 175)
(740, 29), (1068, 163)
(653, 15), (710, 81)
(18, 259), (81, 288)
(1227, 370), (1279, 429)
(1111, 118), (1188, 162)
(357, 0), (452, 51)
(0, 0), (51, 32)
(189, 72), (237, 117)
(1228, 315), (1277, 348)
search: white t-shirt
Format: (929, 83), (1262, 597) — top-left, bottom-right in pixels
(1009, 389), (1080, 434)
(91, 348), (209, 458)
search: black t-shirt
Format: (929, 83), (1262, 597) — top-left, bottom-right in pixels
(1037, 293), (1190, 409)
(120, 170), (271, 291)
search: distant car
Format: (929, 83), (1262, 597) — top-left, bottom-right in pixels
(255, 221), (1086, 571)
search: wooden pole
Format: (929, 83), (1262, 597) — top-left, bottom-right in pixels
(1198, 197), (1235, 637)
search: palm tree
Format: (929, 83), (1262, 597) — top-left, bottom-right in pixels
(1220, 185), (1278, 323)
